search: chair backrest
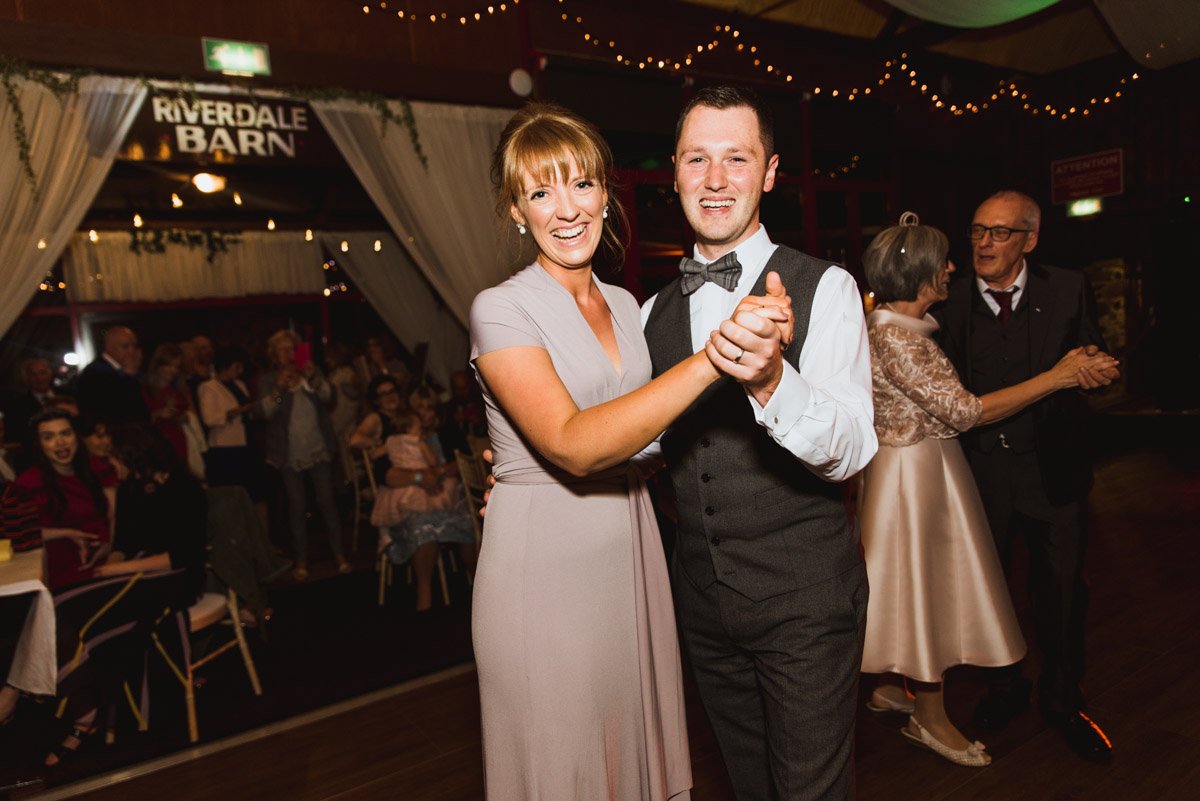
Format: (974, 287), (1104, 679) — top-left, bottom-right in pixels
(466, 434), (491, 462)
(455, 452), (486, 544)
(361, 448), (379, 495)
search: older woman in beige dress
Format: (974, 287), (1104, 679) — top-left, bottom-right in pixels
(858, 213), (1117, 766)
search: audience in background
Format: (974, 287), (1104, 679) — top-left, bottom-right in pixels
(325, 342), (363, 446)
(361, 335), (411, 393)
(75, 327), (149, 425)
(5, 357), (57, 445)
(260, 329), (348, 580)
(444, 369), (487, 440)
(142, 343), (195, 469)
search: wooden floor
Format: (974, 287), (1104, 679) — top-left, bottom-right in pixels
(44, 445), (1200, 800)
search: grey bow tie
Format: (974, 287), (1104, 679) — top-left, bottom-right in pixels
(679, 252), (742, 296)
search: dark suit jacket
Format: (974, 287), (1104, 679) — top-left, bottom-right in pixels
(4, 391), (48, 441)
(935, 262), (1106, 505)
(76, 358), (150, 425)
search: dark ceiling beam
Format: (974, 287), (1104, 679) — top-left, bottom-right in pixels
(875, 8), (910, 42)
(750, 0), (804, 19)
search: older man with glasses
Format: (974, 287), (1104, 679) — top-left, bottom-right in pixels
(936, 189), (1119, 763)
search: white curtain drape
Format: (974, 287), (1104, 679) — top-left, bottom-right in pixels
(1094, 0), (1200, 69)
(63, 230), (326, 302)
(311, 99), (514, 327)
(321, 232), (467, 387)
(0, 75), (146, 336)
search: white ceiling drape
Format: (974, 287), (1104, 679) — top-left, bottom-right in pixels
(1094, 0), (1200, 69)
(319, 232), (467, 388)
(311, 99), (515, 328)
(0, 75), (146, 337)
(62, 229), (326, 302)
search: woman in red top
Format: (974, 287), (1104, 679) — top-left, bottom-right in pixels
(13, 408), (117, 589)
(142, 343), (193, 466)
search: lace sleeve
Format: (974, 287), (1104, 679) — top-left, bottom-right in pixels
(876, 326), (982, 432)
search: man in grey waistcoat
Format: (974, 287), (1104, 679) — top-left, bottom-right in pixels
(640, 86), (878, 800)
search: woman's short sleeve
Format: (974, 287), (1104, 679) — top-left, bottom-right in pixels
(469, 288), (545, 362)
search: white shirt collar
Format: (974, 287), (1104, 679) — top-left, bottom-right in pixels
(976, 260), (1028, 312)
(691, 224), (776, 295)
(102, 353), (124, 372)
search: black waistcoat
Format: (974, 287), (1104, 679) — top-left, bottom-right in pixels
(644, 246), (859, 601)
(962, 291), (1037, 453)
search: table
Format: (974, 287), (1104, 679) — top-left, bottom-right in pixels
(0, 548), (55, 697)
(0, 547), (46, 587)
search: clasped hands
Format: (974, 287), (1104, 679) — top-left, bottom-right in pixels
(1058, 344), (1121, 390)
(704, 270), (793, 406)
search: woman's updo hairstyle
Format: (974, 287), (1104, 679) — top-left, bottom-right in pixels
(491, 103), (628, 270)
(862, 211), (950, 303)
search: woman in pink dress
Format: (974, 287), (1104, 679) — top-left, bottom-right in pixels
(858, 213), (1117, 766)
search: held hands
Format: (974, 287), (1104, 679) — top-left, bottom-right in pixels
(1075, 344), (1121, 389)
(705, 271), (791, 406)
(1051, 346), (1120, 390)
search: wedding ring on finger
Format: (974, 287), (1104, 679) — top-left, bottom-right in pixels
(734, 347), (745, 363)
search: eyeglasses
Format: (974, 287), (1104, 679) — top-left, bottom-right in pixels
(969, 224), (1034, 243)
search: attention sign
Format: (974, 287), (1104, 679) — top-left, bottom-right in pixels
(1051, 149), (1123, 205)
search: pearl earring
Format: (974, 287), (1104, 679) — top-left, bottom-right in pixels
(602, 206), (609, 220)
(517, 223), (527, 235)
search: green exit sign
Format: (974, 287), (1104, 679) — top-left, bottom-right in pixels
(202, 38), (271, 77)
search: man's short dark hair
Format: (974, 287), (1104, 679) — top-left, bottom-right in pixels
(675, 85), (775, 157)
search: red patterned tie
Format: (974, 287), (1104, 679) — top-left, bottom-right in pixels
(986, 289), (1013, 324)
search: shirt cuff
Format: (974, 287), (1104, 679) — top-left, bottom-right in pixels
(748, 361), (811, 438)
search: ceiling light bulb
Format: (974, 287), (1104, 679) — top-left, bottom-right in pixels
(191, 173), (226, 194)
(233, 192), (243, 206)
(305, 229), (314, 242)
(171, 193), (183, 208)
(267, 218), (276, 231)
(133, 214), (144, 228)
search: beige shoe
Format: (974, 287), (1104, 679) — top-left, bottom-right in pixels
(901, 716), (991, 767)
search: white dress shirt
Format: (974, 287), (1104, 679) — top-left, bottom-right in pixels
(976, 260), (1028, 315)
(640, 225), (877, 482)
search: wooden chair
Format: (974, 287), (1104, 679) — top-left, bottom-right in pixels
(345, 443), (376, 553)
(156, 589), (262, 743)
(370, 450), (450, 607)
(456, 451), (487, 547)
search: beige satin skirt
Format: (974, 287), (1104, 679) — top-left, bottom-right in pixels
(860, 437), (1025, 682)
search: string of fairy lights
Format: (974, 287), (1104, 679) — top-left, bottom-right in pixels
(359, 0), (521, 25)
(353, 1), (1142, 123)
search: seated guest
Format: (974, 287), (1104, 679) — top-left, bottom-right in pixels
(75, 327), (149, 425)
(96, 424), (207, 601)
(369, 409), (456, 527)
(76, 414), (125, 482)
(12, 408), (117, 590)
(42, 424), (207, 766)
(142, 343), (193, 466)
(260, 330), (347, 580)
(353, 381), (474, 611)
(858, 214), (1118, 766)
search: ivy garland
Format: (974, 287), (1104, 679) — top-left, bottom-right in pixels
(0, 57), (87, 198)
(0, 54), (428, 197)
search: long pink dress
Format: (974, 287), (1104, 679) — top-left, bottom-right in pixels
(859, 309), (1025, 682)
(469, 263), (691, 800)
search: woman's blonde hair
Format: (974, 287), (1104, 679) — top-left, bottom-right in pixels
(491, 103), (627, 269)
(266, 329), (300, 365)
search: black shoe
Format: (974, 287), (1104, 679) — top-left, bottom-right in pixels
(972, 686), (1030, 731)
(1049, 710), (1113, 763)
